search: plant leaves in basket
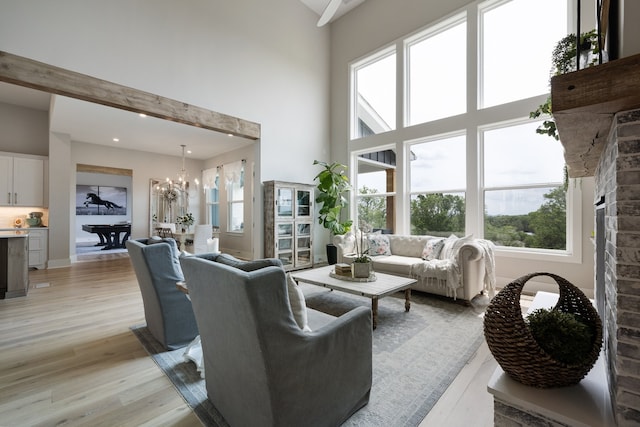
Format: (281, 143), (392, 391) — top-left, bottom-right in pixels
(483, 272), (602, 388)
(526, 308), (594, 366)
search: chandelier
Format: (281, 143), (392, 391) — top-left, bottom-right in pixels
(176, 144), (189, 188)
(165, 144), (199, 191)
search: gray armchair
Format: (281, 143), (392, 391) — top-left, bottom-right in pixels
(180, 256), (373, 427)
(126, 238), (198, 350)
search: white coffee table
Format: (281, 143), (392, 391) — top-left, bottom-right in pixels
(290, 265), (417, 329)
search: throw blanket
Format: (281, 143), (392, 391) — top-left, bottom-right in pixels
(410, 239), (497, 300)
(410, 259), (460, 299)
(477, 239), (497, 294)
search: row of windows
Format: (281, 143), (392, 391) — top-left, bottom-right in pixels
(350, 0), (577, 255)
(204, 161), (245, 234)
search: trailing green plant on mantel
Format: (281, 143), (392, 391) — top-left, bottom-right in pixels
(529, 29), (602, 140)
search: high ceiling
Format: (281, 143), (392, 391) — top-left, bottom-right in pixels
(300, 0), (366, 24)
(0, 1), (369, 160)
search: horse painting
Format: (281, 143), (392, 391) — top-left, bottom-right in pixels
(84, 192), (123, 210)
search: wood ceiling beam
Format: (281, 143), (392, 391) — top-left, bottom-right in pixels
(0, 50), (260, 140)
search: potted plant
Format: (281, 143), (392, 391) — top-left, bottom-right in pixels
(352, 222), (372, 278)
(313, 160), (353, 265)
(530, 29), (601, 140)
(177, 212), (194, 233)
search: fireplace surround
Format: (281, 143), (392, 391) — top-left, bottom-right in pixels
(594, 108), (640, 426)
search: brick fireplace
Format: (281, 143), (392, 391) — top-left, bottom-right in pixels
(594, 109), (640, 426)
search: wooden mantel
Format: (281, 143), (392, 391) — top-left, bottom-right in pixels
(551, 53), (640, 177)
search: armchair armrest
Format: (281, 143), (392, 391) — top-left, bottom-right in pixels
(270, 306), (372, 425)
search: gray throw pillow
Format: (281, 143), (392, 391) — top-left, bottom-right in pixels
(286, 273), (311, 332)
(215, 253), (281, 272)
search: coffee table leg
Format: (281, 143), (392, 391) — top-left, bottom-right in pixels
(405, 288), (411, 312)
(371, 297), (378, 330)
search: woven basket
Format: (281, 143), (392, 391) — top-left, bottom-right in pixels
(483, 272), (602, 388)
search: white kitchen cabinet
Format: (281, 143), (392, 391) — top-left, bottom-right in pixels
(27, 228), (48, 269)
(0, 155), (45, 207)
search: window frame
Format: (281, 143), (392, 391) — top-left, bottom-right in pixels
(346, 0), (579, 263)
(225, 162), (245, 234)
(350, 45), (397, 141)
(478, 117), (581, 260)
(405, 12), (467, 127)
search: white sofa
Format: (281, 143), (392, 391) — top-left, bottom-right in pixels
(333, 232), (495, 301)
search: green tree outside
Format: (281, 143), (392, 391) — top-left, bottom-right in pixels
(410, 193), (465, 236)
(360, 187), (566, 250)
(357, 186), (387, 230)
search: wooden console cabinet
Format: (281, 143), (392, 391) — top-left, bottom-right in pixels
(0, 232), (29, 298)
(263, 181), (314, 271)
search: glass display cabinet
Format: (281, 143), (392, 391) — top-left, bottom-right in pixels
(263, 181), (314, 270)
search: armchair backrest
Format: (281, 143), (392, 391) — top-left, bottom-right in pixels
(126, 238), (198, 350)
(180, 256), (373, 427)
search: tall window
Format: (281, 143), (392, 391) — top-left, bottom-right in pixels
(204, 169), (220, 228)
(407, 15), (466, 125)
(348, 0), (576, 258)
(409, 134), (466, 236)
(352, 48), (396, 139)
(482, 120), (566, 249)
(225, 161), (244, 233)
(480, 0), (567, 108)
(356, 149), (396, 232)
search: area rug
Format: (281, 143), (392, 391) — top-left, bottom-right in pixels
(131, 287), (488, 427)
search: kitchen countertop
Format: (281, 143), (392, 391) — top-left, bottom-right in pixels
(0, 230), (29, 238)
(0, 227), (48, 231)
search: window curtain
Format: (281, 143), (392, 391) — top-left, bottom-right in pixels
(224, 160), (244, 186)
(202, 167), (219, 190)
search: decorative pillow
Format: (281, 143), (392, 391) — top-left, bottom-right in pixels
(215, 253), (282, 272)
(367, 232), (391, 256)
(286, 273), (311, 332)
(421, 238), (445, 261)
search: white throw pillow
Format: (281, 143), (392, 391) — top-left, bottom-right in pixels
(440, 234), (474, 260)
(286, 273), (312, 332)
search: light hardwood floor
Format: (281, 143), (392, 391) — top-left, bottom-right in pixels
(0, 255), (506, 426)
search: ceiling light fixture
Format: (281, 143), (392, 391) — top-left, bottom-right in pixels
(113, 137), (119, 142)
(176, 144), (189, 187)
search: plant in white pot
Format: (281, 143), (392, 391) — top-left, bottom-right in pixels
(352, 222), (372, 278)
(313, 160), (353, 265)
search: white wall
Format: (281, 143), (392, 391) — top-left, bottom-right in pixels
(0, 103), (48, 156)
(0, 0), (331, 265)
(75, 172), (132, 243)
(71, 141), (203, 236)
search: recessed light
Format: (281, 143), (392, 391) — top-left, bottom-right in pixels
(113, 138), (120, 142)
(228, 134), (233, 137)
(187, 150), (192, 154)
(139, 113), (147, 118)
